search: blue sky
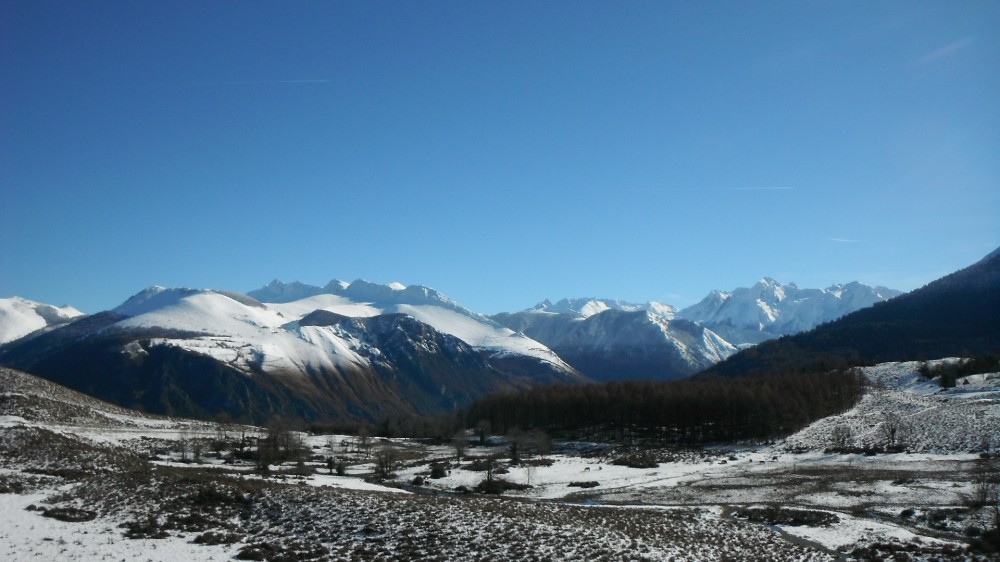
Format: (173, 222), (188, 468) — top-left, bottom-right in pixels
(2, 1), (998, 314)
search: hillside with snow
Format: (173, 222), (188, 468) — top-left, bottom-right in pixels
(784, 359), (1000, 454)
(0, 297), (83, 345)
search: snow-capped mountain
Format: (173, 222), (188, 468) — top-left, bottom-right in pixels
(493, 299), (733, 381)
(678, 279), (902, 346)
(0, 276), (908, 421)
(0, 297), (84, 345)
(0, 284), (580, 423)
(249, 279), (573, 371)
(525, 298), (660, 318)
(707, 247), (1000, 376)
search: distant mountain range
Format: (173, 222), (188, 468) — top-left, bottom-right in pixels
(489, 280), (900, 381)
(0, 272), (909, 423)
(677, 279), (902, 346)
(492, 299), (735, 381)
(706, 247), (1000, 376)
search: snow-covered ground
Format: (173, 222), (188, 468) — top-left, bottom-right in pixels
(2, 361), (999, 561)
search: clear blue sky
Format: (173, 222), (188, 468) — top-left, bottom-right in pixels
(2, 1), (998, 314)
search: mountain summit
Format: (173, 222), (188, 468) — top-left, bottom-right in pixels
(678, 279), (902, 346)
(706, 247), (1000, 376)
(0, 297), (84, 345)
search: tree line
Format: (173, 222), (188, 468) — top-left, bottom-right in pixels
(462, 370), (866, 446)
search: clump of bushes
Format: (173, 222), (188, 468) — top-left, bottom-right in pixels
(121, 515), (169, 539)
(611, 451), (658, 469)
(236, 540), (330, 561)
(40, 506), (97, 522)
(429, 462), (448, 479)
(732, 505), (839, 527)
(194, 530), (243, 545)
(475, 478), (532, 495)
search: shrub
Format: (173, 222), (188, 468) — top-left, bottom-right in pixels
(611, 452), (658, 469)
(474, 478), (532, 495)
(41, 507), (97, 522)
(732, 506), (839, 527)
(194, 530), (243, 545)
(430, 463), (447, 479)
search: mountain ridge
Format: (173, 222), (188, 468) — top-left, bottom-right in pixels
(0, 284), (582, 424)
(705, 246), (1000, 376)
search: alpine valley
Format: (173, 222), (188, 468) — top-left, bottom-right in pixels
(0, 276), (900, 424)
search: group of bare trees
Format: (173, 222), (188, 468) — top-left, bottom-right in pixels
(463, 370), (865, 446)
(828, 412), (913, 453)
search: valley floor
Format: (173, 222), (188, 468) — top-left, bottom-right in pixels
(1, 361), (999, 561)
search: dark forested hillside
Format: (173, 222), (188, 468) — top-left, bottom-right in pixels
(704, 248), (1000, 377)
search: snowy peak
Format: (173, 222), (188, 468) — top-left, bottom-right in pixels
(251, 279), (479, 319)
(253, 280), (326, 303)
(678, 279), (903, 345)
(112, 286), (203, 317)
(492, 301), (730, 381)
(0, 297), (85, 344)
(526, 298), (676, 319)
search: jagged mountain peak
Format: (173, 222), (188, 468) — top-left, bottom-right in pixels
(679, 279), (903, 346)
(525, 297), (674, 320)
(251, 278), (474, 317)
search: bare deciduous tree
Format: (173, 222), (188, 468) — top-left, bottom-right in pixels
(830, 424), (853, 451)
(880, 412), (910, 451)
(452, 429), (468, 463)
(374, 444), (399, 480)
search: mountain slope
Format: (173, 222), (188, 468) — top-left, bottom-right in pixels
(705, 247), (1000, 376)
(678, 279), (902, 346)
(252, 280), (574, 373)
(493, 300), (734, 381)
(0, 286), (581, 424)
(0, 297), (84, 345)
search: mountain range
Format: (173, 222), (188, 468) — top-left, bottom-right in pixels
(489, 281), (900, 381)
(0, 273), (911, 423)
(706, 247), (1000, 376)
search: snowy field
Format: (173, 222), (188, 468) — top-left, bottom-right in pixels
(1, 361), (999, 561)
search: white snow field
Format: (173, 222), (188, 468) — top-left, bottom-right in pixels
(1, 360), (999, 561)
(0, 296), (84, 345)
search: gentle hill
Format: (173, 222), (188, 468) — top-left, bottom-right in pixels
(0, 366), (213, 430)
(705, 247), (1000, 376)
